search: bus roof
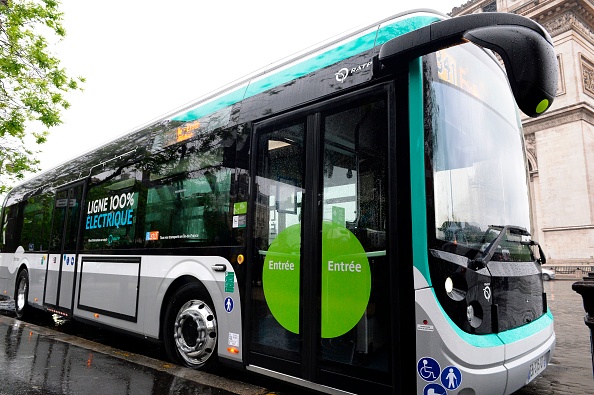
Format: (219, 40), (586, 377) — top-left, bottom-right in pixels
(168, 10), (442, 123)
(5, 9), (445, 206)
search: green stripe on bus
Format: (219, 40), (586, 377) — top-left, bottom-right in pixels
(431, 289), (554, 347)
(243, 31), (377, 99)
(171, 87), (248, 122)
(409, 57), (431, 285)
(497, 310), (554, 344)
(375, 15), (439, 46)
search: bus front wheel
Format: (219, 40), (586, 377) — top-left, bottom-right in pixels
(163, 282), (218, 370)
(15, 269), (29, 319)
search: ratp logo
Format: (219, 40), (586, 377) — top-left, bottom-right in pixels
(335, 61), (373, 83)
(335, 68), (350, 83)
(483, 283), (491, 301)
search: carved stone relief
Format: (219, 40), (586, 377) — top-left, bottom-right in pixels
(524, 133), (538, 173)
(581, 54), (594, 98)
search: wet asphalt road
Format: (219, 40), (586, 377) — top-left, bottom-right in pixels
(511, 278), (594, 395)
(0, 314), (273, 395)
(0, 279), (592, 395)
(0, 310), (295, 395)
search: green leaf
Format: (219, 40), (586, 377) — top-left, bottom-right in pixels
(0, 0), (84, 191)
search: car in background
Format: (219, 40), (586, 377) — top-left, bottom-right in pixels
(542, 268), (556, 281)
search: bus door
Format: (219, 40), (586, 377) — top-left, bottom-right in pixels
(45, 181), (85, 315)
(248, 89), (392, 393)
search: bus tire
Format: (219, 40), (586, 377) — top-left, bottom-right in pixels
(15, 269), (29, 319)
(163, 282), (218, 370)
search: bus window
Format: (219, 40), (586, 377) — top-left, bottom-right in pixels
(424, 43), (546, 337)
(251, 119), (305, 360)
(254, 122), (304, 249)
(144, 134), (234, 247)
(322, 99), (387, 250)
(1, 204), (19, 252)
(320, 96), (389, 374)
(21, 193), (54, 252)
(83, 167), (142, 250)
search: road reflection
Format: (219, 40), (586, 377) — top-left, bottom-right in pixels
(513, 279), (594, 394)
(0, 314), (266, 395)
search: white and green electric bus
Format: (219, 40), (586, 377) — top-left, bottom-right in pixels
(0, 9), (557, 395)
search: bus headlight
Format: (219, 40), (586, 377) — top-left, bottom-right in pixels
(445, 277), (454, 293)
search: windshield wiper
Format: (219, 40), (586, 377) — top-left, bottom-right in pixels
(469, 225), (545, 270)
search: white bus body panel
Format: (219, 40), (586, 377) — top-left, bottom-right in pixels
(1, 250), (47, 311)
(71, 254), (243, 363)
(415, 281), (555, 394)
(0, 251), (243, 364)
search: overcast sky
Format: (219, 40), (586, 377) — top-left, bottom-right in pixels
(32, 1), (464, 178)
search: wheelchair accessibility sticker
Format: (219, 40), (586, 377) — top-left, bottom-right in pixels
(418, 357), (462, 394)
(418, 357), (440, 381)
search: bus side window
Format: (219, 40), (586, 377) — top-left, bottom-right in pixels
(144, 128), (236, 248)
(1, 204), (21, 253)
(21, 193), (54, 252)
(0, 207), (6, 251)
(83, 166), (143, 250)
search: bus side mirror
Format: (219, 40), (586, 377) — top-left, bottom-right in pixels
(377, 12), (558, 118)
(463, 26), (557, 118)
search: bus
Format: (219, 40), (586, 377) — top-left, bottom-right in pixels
(0, 9), (557, 395)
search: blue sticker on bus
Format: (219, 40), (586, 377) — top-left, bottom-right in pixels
(418, 357), (440, 382)
(441, 365), (462, 390)
(224, 297), (234, 313)
(423, 383), (447, 395)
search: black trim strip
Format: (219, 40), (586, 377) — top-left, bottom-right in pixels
(301, 112), (321, 382)
(389, 64), (414, 394)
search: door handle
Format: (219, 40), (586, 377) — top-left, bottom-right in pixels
(212, 264), (227, 272)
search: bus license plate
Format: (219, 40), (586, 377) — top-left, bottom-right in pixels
(526, 351), (549, 384)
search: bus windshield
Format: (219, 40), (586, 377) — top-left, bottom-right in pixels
(425, 43), (532, 260)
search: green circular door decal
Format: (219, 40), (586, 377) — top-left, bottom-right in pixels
(262, 223), (302, 334)
(320, 221), (371, 338)
(263, 221), (371, 338)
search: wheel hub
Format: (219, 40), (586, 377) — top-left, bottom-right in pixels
(173, 300), (217, 366)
